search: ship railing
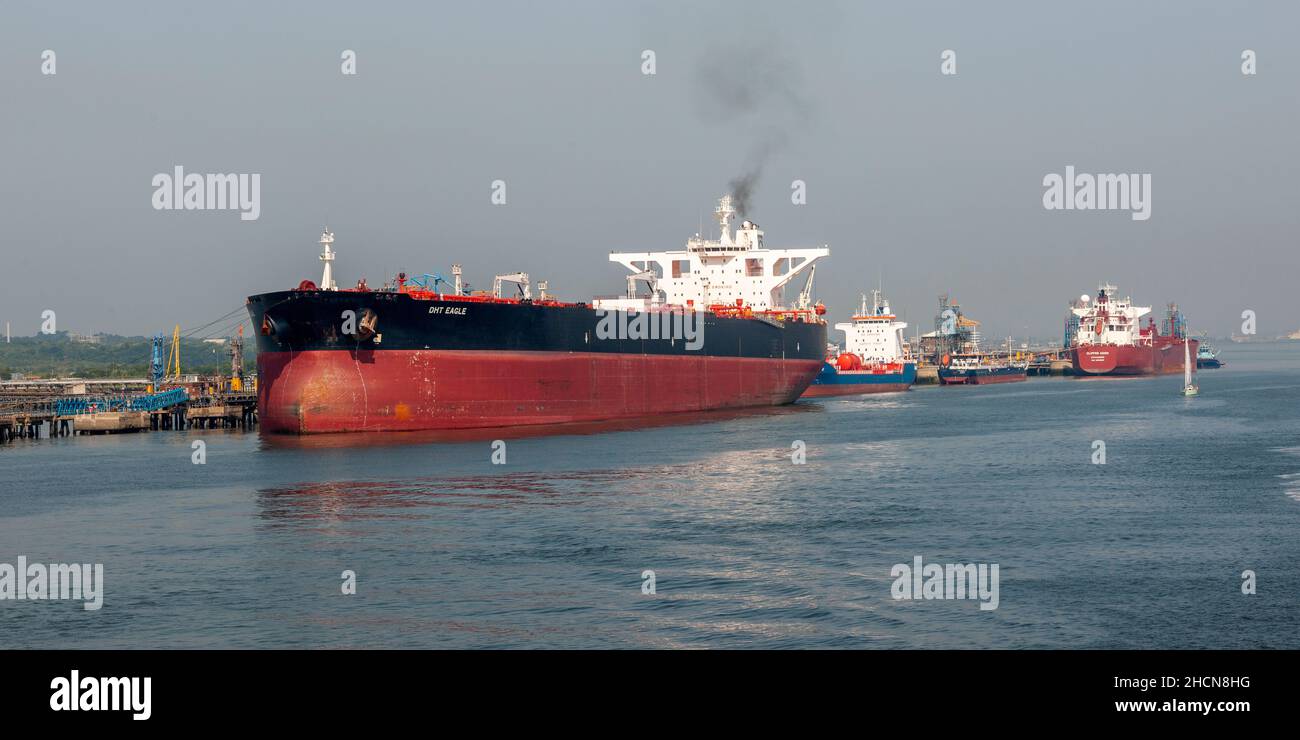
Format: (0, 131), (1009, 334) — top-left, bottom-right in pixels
(687, 244), (750, 253)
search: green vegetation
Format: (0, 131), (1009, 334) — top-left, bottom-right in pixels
(0, 333), (255, 380)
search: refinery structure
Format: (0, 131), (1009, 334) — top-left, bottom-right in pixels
(917, 294), (982, 363)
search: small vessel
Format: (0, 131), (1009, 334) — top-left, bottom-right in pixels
(1196, 341), (1223, 369)
(938, 340), (1028, 386)
(1182, 336), (1199, 396)
(802, 289), (916, 397)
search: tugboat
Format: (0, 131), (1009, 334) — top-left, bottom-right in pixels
(802, 289), (916, 397)
(1196, 341), (1223, 369)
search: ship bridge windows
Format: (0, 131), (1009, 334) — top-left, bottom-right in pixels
(745, 258), (764, 277)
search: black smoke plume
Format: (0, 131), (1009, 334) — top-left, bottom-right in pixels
(694, 40), (809, 219)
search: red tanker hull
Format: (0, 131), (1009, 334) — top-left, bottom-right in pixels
(257, 349), (823, 433)
(1071, 339), (1197, 376)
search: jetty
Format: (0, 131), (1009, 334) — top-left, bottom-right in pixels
(0, 377), (256, 444)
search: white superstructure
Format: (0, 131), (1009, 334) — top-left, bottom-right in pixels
(596, 195), (828, 314)
(835, 290), (909, 364)
(1071, 283), (1151, 346)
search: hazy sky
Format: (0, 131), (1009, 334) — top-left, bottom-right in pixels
(2, 1), (1296, 341)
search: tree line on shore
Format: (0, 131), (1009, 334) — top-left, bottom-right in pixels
(0, 332), (253, 380)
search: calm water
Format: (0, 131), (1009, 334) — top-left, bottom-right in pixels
(3, 344), (1299, 649)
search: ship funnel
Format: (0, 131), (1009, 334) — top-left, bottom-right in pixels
(715, 195), (736, 246)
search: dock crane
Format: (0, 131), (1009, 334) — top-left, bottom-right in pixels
(166, 325), (182, 382)
(407, 273), (453, 297)
(228, 325), (244, 392)
(405, 264), (467, 298)
(148, 333), (166, 392)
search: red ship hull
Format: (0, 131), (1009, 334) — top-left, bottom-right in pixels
(1071, 338), (1197, 376)
(257, 349), (823, 433)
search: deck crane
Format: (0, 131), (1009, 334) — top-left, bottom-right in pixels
(493, 272), (531, 300)
(796, 264), (817, 311)
(625, 270), (658, 300)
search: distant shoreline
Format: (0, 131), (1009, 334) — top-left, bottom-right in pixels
(0, 332), (253, 380)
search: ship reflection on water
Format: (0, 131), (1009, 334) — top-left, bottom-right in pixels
(256, 470), (642, 521)
(252, 405), (816, 523)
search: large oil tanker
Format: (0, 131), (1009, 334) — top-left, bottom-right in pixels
(246, 196), (829, 433)
(1068, 284), (1197, 376)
